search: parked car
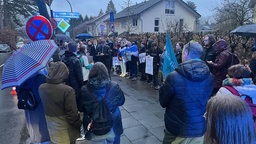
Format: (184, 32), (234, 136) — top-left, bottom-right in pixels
(0, 44), (11, 53)
(16, 41), (24, 49)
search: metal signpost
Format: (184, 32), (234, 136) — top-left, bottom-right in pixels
(25, 15), (53, 41)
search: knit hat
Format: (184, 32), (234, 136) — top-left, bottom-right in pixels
(68, 42), (77, 53)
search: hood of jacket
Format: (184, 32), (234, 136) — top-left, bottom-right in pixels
(46, 62), (69, 84)
(176, 59), (211, 81)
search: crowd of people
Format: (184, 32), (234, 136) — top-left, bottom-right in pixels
(15, 31), (256, 144)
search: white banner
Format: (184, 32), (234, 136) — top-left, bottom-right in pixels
(145, 56), (153, 75)
(139, 53), (146, 63)
(112, 57), (120, 65)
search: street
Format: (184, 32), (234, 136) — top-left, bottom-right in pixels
(0, 52), (165, 144)
(0, 52), (28, 144)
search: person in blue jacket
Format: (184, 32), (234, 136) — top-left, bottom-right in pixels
(159, 41), (213, 144)
(17, 72), (50, 144)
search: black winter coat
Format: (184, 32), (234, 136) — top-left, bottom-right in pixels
(63, 51), (83, 102)
(159, 59), (213, 137)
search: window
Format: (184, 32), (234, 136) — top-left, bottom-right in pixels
(133, 18), (138, 26)
(165, 0), (175, 14)
(179, 19), (184, 32)
(154, 19), (159, 32)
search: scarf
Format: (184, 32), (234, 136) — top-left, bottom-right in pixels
(222, 78), (253, 86)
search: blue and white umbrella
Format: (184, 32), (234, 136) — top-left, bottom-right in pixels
(1, 40), (58, 89)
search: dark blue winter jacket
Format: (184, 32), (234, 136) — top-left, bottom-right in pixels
(159, 59), (213, 137)
(80, 80), (125, 136)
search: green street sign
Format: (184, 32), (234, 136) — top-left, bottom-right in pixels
(57, 19), (70, 32)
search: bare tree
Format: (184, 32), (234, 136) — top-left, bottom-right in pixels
(121, 0), (137, 35)
(215, 0), (253, 31)
(161, 18), (189, 37)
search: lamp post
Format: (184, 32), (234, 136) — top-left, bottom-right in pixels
(65, 0), (73, 12)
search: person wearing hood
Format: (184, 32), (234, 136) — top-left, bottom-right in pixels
(39, 61), (82, 144)
(207, 39), (239, 95)
(79, 62), (125, 144)
(159, 40), (213, 144)
(63, 41), (83, 109)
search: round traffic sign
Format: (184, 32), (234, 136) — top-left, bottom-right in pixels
(25, 15), (53, 41)
(50, 18), (57, 29)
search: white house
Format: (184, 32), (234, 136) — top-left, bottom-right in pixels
(73, 13), (109, 36)
(112, 0), (201, 34)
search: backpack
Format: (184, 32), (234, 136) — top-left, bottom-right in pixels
(224, 86), (256, 126)
(17, 88), (38, 110)
(227, 51), (240, 67)
(88, 83), (113, 135)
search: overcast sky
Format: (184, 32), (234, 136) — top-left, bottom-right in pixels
(51, 0), (223, 18)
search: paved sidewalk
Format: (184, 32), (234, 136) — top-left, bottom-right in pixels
(77, 75), (165, 144)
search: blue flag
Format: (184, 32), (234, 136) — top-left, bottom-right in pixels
(162, 34), (178, 79)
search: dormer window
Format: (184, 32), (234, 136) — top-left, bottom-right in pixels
(165, 0), (175, 14)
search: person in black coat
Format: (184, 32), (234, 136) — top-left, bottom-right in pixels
(201, 34), (217, 72)
(63, 42), (83, 108)
(148, 42), (163, 90)
(249, 51), (256, 83)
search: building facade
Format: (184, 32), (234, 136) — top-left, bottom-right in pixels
(73, 0), (201, 36)
(113, 0), (201, 34)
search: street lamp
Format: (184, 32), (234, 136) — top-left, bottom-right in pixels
(65, 0), (73, 12)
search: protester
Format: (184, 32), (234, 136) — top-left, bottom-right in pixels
(16, 72), (50, 144)
(207, 39), (239, 95)
(63, 41), (83, 108)
(79, 62), (125, 144)
(148, 42), (162, 90)
(129, 41), (139, 80)
(175, 42), (183, 64)
(39, 61), (82, 144)
(159, 40), (213, 144)
(139, 42), (147, 81)
(201, 34), (216, 63)
(78, 45), (93, 84)
(249, 51), (256, 83)
(216, 64), (256, 101)
(204, 95), (256, 144)
(118, 39), (127, 77)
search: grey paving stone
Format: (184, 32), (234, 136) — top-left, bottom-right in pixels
(144, 104), (164, 113)
(122, 117), (140, 129)
(154, 111), (165, 121)
(124, 125), (152, 141)
(123, 96), (138, 106)
(138, 115), (164, 129)
(130, 112), (158, 120)
(120, 135), (132, 144)
(121, 108), (132, 119)
(149, 126), (165, 141)
(123, 103), (150, 113)
(132, 135), (161, 144)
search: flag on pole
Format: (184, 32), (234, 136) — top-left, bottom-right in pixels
(162, 34), (178, 79)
